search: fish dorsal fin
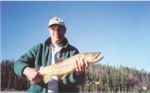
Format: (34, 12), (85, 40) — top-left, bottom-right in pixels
(61, 74), (68, 80)
(57, 58), (66, 62)
(40, 66), (44, 70)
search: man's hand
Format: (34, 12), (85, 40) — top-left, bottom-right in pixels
(74, 57), (89, 76)
(23, 67), (43, 84)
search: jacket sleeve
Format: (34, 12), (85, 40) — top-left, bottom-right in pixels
(14, 44), (40, 77)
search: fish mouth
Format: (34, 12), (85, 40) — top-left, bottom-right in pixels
(93, 52), (104, 63)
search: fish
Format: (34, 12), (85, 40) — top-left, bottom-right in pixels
(38, 52), (104, 84)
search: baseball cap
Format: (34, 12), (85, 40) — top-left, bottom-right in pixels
(48, 17), (66, 28)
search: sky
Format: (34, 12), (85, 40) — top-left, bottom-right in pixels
(1, 1), (150, 72)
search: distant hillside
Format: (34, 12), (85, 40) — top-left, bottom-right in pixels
(1, 60), (150, 92)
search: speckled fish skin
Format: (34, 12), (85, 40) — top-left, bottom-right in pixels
(39, 52), (104, 84)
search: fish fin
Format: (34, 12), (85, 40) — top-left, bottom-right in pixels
(61, 74), (67, 80)
(43, 74), (51, 84)
(57, 58), (66, 62)
(40, 66), (44, 70)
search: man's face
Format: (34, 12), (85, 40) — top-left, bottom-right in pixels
(49, 24), (66, 44)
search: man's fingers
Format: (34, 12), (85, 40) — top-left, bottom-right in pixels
(80, 57), (87, 71)
(75, 60), (79, 71)
(29, 72), (43, 84)
(79, 57), (84, 71)
(83, 58), (89, 69)
(74, 57), (90, 76)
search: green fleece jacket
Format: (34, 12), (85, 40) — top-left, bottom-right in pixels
(14, 37), (85, 93)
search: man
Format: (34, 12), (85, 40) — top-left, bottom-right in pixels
(14, 17), (89, 93)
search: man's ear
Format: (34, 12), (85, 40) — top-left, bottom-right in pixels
(64, 30), (66, 34)
(48, 28), (51, 32)
(64, 27), (66, 34)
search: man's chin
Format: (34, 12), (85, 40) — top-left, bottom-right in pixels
(54, 37), (64, 43)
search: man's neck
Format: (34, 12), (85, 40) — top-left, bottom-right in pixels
(51, 38), (64, 47)
(51, 41), (63, 47)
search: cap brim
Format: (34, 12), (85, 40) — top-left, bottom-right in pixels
(48, 24), (65, 28)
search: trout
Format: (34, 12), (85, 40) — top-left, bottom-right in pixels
(39, 52), (104, 84)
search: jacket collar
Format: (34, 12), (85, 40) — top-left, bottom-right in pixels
(45, 37), (69, 48)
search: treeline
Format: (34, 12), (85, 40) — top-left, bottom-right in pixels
(1, 60), (30, 91)
(1, 60), (150, 92)
(78, 64), (150, 92)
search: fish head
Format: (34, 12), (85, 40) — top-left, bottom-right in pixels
(83, 52), (104, 63)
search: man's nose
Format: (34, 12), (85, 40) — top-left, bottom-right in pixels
(54, 29), (62, 34)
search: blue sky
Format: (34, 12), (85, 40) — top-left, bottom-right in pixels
(1, 1), (150, 72)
